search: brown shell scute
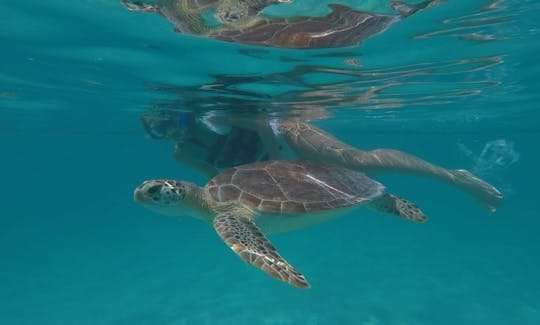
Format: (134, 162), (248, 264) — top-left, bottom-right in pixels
(281, 201), (305, 213)
(260, 200), (283, 211)
(206, 160), (386, 213)
(219, 185), (241, 201)
(233, 168), (287, 200)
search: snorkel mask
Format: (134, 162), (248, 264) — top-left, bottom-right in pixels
(140, 111), (190, 142)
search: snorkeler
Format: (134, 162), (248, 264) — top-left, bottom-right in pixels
(140, 109), (504, 211)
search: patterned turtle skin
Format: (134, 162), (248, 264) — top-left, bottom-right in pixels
(205, 160), (386, 213)
(121, 0), (443, 49)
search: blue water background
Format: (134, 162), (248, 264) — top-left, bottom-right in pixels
(1, 0), (539, 324)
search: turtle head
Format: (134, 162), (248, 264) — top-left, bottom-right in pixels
(134, 179), (202, 217)
(120, 0), (158, 12)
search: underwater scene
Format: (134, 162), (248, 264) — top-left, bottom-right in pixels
(1, 0), (539, 324)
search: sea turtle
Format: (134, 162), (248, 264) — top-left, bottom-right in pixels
(121, 0), (444, 49)
(134, 160), (427, 288)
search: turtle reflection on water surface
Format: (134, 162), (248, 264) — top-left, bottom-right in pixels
(121, 0), (444, 49)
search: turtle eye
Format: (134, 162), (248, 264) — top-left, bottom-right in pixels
(147, 184), (162, 194)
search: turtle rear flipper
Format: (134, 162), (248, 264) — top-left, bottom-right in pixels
(213, 212), (310, 288)
(369, 193), (428, 223)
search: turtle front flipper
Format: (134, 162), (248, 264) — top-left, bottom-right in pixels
(369, 193), (428, 223)
(213, 212), (310, 288)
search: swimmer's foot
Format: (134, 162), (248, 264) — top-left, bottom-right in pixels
(450, 169), (504, 212)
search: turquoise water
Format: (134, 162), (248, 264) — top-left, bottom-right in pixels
(1, 0), (539, 324)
